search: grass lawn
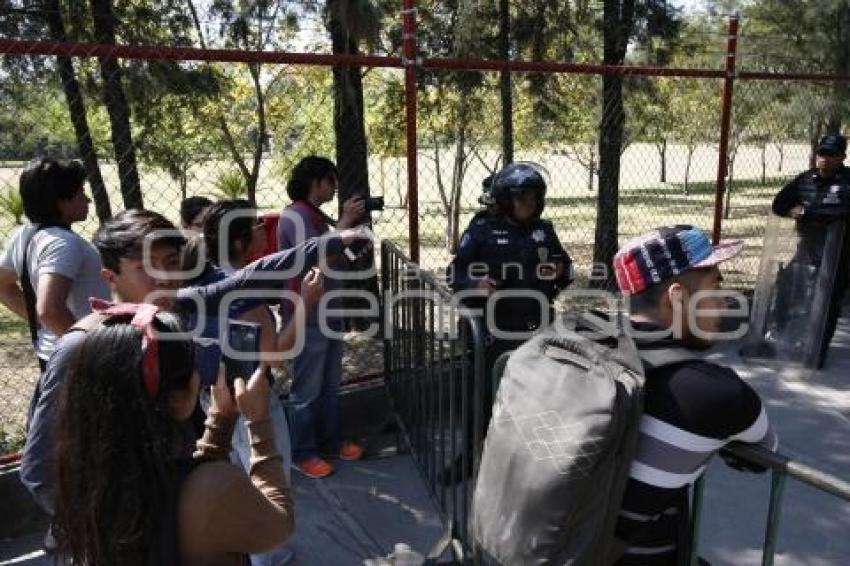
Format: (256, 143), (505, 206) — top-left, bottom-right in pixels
(0, 143), (801, 449)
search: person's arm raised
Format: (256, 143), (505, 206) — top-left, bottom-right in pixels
(182, 367), (293, 556)
(175, 228), (367, 315)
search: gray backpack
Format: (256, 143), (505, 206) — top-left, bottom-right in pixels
(470, 314), (646, 565)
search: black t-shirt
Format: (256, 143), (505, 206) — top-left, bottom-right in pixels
(615, 332), (778, 565)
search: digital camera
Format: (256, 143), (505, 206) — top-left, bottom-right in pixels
(365, 196), (384, 212)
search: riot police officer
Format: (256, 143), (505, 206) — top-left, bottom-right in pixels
(772, 133), (850, 367)
(441, 162), (572, 483)
(449, 162), (573, 335)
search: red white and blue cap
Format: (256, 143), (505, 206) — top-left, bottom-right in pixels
(614, 225), (743, 295)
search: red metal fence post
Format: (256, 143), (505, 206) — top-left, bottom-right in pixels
(402, 0), (420, 263)
(712, 14), (739, 245)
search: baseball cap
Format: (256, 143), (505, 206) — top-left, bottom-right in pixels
(817, 133), (847, 155)
(614, 225), (743, 295)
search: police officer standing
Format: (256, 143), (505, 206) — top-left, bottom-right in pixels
(772, 133), (850, 367)
(449, 162), (573, 339)
(441, 162), (573, 483)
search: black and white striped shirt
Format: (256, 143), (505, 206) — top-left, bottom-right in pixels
(615, 354), (778, 565)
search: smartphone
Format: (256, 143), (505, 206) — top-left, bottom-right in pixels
(223, 320), (261, 386)
(192, 318), (261, 387)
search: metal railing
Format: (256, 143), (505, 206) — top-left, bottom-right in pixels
(689, 442), (850, 566)
(381, 238), (850, 565)
(381, 239), (485, 559)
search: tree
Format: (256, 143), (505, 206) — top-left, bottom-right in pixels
(593, 0), (636, 288)
(666, 76), (716, 194)
(136, 94), (211, 200)
(90, 0), (143, 209)
(323, 0), (381, 218)
(44, 0), (112, 220)
(366, 73), (407, 206)
(593, 0), (681, 287)
(188, 0), (298, 207)
(0, 1), (113, 219)
(744, 0), (850, 133)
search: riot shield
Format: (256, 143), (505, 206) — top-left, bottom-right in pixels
(741, 215), (845, 369)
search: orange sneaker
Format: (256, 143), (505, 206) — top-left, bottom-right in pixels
(294, 457), (334, 479)
(339, 441), (364, 461)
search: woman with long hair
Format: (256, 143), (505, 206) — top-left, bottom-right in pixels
(51, 305), (293, 565)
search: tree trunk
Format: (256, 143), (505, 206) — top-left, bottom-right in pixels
(657, 138), (667, 183)
(776, 143), (784, 173)
(186, 0), (252, 192)
(593, 0), (635, 289)
(328, 20), (371, 214)
(449, 127), (468, 254)
(684, 146), (694, 195)
(246, 63), (266, 207)
(90, 0), (142, 209)
(724, 155), (736, 220)
(499, 0), (514, 165)
(594, 74), (624, 288)
(44, 0), (111, 221)
(809, 118), (822, 169)
(327, 6), (375, 331)
(587, 150), (596, 192)
(761, 143), (767, 185)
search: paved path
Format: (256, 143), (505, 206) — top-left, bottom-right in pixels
(697, 319), (850, 566)
(3, 321), (850, 565)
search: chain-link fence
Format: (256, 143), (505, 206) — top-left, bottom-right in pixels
(0, 7), (847, 454)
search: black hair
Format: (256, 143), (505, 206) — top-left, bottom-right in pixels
(52, 312), (194, 565)
(179, 196), (213, 228)
(19, 157), (87, 224)
(285, 155), (337, 202)
(93, 209), (186, 273)
(200, 199), (256, 266)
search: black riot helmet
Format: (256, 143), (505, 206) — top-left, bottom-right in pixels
(478, 174), (494, 207)
(490, 162), (548, 219)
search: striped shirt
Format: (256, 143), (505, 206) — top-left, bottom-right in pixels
(615, 355), (778, 565)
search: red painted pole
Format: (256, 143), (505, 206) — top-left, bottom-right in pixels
(712, 14), (739, 245)
(402, 0), (420, 263)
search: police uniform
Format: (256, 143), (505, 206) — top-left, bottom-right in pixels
(439, 163), (574, 485)
(449, 214), (572, 334)
(772, 163), (850, 365)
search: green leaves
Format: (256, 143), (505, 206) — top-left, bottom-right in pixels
(212, 170), (249, 200)
(0, 188), (24, 225)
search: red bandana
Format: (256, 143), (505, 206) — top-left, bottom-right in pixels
(90, 298), (162, 400)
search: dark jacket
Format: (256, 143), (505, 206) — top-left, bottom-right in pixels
(448, 215), (572, 332)
(773, 166), (850, 265)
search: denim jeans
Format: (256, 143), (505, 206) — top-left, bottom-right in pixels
(287, 323), (343, 461)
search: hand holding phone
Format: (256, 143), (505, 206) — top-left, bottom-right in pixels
(223, 320), (262, 389)
(233, 366), (271, 422)
(209, 366), (237, 419)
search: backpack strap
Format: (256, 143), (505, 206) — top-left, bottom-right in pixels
(19, 223), (71, 350)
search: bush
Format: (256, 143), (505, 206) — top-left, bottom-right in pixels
(213, 170), (247, 200)
(0, 188), (24, 225)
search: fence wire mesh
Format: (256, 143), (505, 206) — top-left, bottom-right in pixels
(1, 11), (848, 452)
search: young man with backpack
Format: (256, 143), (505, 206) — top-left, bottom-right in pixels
(613, 225), (779, 564)
(0, 158), (109, 375)
(471, 225), (777, 565)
